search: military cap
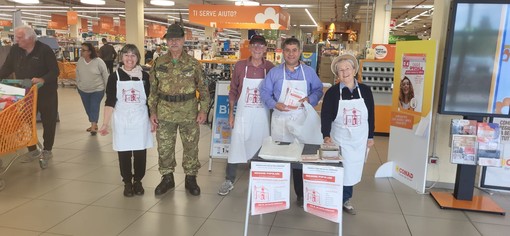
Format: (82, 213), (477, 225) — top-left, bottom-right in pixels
(164, 23), (185, 39)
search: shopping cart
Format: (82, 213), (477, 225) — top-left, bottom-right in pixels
(57, 59), (77, 87)
(0, 84), (46, 191)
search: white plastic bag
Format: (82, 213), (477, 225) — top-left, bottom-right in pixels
(286, 102), (323, 145)
(258, 137), (304, 161)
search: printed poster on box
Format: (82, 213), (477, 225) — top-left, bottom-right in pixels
(250, 162), (290, 215)
(303, 164), (343, 223)
(209, 81), (232, 157)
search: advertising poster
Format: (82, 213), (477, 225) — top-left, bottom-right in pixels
(477, 123), (501, 167)
(210, 81), (231, 157)
(480, 118), (510, 191)
(302, 164), (343, 223)
(250, 162), (290, 215)
(450, 135), (477, 165)
(399, 53), (426, 113)
(492, 6), (510, 115)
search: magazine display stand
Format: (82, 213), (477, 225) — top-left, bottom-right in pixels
(430, 116), (505, 215)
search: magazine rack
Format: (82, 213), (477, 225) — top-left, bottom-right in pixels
(430, 116), (505, 215)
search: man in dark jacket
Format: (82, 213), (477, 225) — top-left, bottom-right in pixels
(0, 25), (59, 161)
(99, 38), (117, 74)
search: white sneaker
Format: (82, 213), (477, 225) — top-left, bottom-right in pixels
(21, 149), (41, 163)
(218, 180), (234, 196)
(343, 200), (356, 215)
(42, 150), (53, 160)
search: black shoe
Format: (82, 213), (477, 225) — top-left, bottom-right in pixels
(155, 173), (175, 195)
(185, 175), (201, 196)
(133, 181), (144, 195)
(124, 182), (134, 197)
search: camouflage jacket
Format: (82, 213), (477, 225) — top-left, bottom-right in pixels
(148, 52), (209, 122)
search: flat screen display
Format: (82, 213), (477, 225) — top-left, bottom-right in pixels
(439, 0), (510, 117)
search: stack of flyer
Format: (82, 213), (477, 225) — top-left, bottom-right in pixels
(477, 123), (501, 167)
(301, 144), (342, 163)
(283, 87), (306, 110)
(450, 119), (478, 165)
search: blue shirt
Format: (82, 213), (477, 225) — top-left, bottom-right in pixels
(260, 63), (323, 109)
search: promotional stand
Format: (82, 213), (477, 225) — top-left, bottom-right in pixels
(430, 117), (505, 215)
(244, 145), (343, 236)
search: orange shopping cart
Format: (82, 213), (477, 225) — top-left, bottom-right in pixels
(0, 84), (46, 191)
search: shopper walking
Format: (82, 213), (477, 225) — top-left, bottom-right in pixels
(217, 35), (274, 196)
(260, 37), (323, 207)
(98, 44), (155, 197)
(321, 53), (375, 215)
(0, 25), (59, 162)
(76, 42), (109, 135)
(99, 38), (117, 74)
(148, 22), (210, 196)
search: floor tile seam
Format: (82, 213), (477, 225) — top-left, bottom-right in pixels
(269, 224), (339, 235)
(402, 213), (471, 222)
(387, 180), (413, 236)
(470, 220), (510, 227)
(0, 225), (45, 234)
(39, 202), (89, 234)
(144, 208), (209, 220)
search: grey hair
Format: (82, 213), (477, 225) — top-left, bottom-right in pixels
(14, 25), (37, 41)
(334, 58), (356, 75)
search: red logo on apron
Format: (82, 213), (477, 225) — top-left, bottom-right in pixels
(343, 108), (361, 127)
(245, 87), (261, 105)
(122, 88), (141, 103)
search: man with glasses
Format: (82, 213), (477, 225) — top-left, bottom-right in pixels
(217, 35), (275, 196)
(260, 37), (323, 207)
(148, 22), (210, 196)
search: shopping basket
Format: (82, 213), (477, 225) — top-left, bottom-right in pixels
(0, 85), (45, 191)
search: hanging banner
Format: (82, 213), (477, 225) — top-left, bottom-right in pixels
(189, 4), (290, 30)
(0, 20), (12, 27)
(80, 18), (88, 32)
(250, 162), (290, 215)
(209, 81), (232, 157)
(49, 14), (68, 30)
(67, 11), (78, 25)
(303, 164), (343, 223)
(147, 23), (166, 38)
(377, 40), (438, 194)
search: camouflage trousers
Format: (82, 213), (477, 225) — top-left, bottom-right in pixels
(157, 120), (201, 175)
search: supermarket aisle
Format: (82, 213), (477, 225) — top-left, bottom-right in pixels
(0, 87), (509, 236)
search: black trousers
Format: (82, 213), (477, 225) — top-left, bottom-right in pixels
(104, 60), (114, 75)
(28, 89), (58, 151)
(118, 150), (147, 183)
(293, 168), (303, 198)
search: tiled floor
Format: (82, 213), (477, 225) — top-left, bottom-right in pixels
(1, 87), (509, 236)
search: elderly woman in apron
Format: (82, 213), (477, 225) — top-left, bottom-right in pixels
(321, 54), (375, 215)
(99, 44), (155, 197)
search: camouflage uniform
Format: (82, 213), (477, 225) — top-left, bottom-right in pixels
(148, 52), (209, 176)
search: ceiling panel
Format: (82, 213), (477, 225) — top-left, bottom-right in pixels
(0, 0), (434, 37)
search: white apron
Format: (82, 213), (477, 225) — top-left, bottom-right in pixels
(330, 86), (368, 186)
(228, 66), (270, 163)
(112, 70), (153, 151)
(271, 65), (307, 143)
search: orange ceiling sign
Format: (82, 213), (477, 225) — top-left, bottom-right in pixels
(67, 11), (78, 25)
(189, 4), (290, 30)
(81, 18), (88, 32)
(147, 23), (166, 38)
(0, 20), (12, 27)
(50, 14), (68, 30)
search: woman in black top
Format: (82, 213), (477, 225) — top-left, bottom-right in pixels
(99, 44), (155, 197)
(321, 54), (375, 215)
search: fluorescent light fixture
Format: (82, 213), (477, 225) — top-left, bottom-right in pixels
(299, 25), (318, 28)
(263, 4), (313, 8)
(344, 3), (350, 9)
(305, 9), (318, 26)
(150, 0), (175, 6)
(80, 0), (105, 5)
(9, 0), (40, 4)
(235, 1), (260, 6)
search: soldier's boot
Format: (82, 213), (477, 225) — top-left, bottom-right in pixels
(185, 175), (201, 196)
(155, 173), (175, 195)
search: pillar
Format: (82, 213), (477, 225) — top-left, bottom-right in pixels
(125, 0), (145, 64)
(371, 0), (391, 44)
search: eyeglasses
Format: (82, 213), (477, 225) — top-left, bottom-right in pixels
(250, 44), (266, 49)
(82, 49), (89, 52)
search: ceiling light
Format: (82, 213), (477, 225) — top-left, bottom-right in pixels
(305, 9), (318, 27)
(150, 0), (175, 6)
(80, 0), (105, 5)
(9, 0), (40, 4)
(344, 3), (350, 9)
(235, 1), (260, 6)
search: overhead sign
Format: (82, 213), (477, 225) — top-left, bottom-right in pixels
(189, 4), (290, 30)
(67, 11), (78, 25)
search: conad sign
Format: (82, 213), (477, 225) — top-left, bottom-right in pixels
(189, 4), (290, 30)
